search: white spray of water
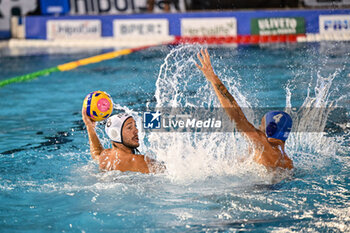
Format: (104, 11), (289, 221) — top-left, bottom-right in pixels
(109, 45), (348, 184)
(144, 45), (268, 183)
(285, 69), (347, 171)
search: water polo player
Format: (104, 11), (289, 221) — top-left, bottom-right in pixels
(196, 49), (293, 170)
(82, 108), (165, 173)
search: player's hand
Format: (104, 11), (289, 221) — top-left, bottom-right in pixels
(195, 49), (217, 83)
(82, 106), (96, 129)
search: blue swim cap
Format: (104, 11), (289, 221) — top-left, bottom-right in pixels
(264, 111), (292, 141)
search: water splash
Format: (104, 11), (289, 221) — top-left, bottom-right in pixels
(146, 45), (267, 183)
(286, 70), (348, 171)
(106, 45), (348, 184)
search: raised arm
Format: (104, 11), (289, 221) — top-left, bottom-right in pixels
(195, 49), (258, 136)
(82, 107), (104, 161)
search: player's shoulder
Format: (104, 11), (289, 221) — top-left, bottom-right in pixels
(99, 149), (115, 161)
(247, 129), (270, 146)
(133, 153), (147, 161)
(101, 148), (113, 155)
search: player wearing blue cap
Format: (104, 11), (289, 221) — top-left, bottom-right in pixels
(196, 49), (293, 170)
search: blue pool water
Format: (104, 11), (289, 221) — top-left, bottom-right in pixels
(0, 43), (349, 232)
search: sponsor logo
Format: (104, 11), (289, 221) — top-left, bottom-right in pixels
(143, 111), (161, 129)
(181, 17), (237, 36)
(70, 0), (185, 15)
(47, 20), (101, 40)
(114, 19), (169, 37)
(251, 17), (305, 35)
(319, 15), (350, 34)
(304, 0), (350, 7)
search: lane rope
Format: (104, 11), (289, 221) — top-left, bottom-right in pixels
(0, 47), (136, 88)
(0, 35), (306, 88)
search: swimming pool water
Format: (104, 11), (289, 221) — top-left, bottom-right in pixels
(0, 43), (349, 232)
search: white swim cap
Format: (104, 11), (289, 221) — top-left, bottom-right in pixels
(105, 113), (132, 143)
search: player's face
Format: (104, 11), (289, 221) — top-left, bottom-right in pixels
(122, 118), (139, 149)
(259, 116), (266, 133)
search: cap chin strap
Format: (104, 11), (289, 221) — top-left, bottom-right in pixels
(119, 116), (132, 144)
(133, 148), (141, 155)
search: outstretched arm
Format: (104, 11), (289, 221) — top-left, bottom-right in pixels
(82, 107), (104, 161)
(195, 49), (258, 136)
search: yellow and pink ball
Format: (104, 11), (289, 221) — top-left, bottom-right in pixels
(83, 91), (113, 121)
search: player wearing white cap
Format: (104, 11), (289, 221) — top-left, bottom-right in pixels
(82, 108), (165, 173)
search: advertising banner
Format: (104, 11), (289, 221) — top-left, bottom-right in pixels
(319, 15), (350, 34)
(70, 0), (185, 15)
(304, 0), (350, 7)
(47, 20), (102, 40)
(181, 18), (237, 36)
(113, 19), (169, 37)
(0, 0), (37, 37)
(40, 0), (70, 15)
(251, 17), (305, 35)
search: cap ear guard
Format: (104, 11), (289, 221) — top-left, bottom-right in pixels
(110, 128), (121, 142)
(266, 122), (277, 137)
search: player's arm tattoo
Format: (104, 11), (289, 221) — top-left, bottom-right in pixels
(215, 83), (235, 104)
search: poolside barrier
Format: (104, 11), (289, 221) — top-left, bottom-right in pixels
(172, 34), (307, 44)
